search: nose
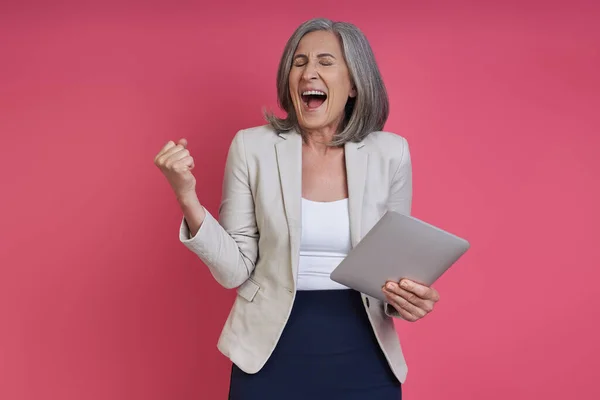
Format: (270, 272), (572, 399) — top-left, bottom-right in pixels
(302, 61), (319, 81)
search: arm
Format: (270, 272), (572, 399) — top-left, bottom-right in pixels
(383, 137), (412, 318)
(179, 130), (259, 289)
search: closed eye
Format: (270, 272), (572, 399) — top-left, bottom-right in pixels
(293, 60), (334, 68)
(293, 53), (337, 67)
(293, 55), (308, 67)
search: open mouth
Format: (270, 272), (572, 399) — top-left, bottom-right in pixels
(301, 90), (327, 110)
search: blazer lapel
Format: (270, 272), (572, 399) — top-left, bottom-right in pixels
(275, 131), (303, 280)
(345, 140), (368, 247)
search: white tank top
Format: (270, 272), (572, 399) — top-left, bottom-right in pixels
(297, 198), (352, 290)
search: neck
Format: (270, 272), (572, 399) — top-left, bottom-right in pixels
(301, 114), (346, 150)
(303, 128), (337, 153)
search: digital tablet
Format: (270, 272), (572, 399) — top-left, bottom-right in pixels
(330, 210), (470, 302)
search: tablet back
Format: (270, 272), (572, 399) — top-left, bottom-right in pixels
(329, 211), (470, 302)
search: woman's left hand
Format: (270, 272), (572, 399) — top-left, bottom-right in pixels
(382, 279), (440, 322)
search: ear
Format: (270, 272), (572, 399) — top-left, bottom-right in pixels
(349, 85), (357, 98)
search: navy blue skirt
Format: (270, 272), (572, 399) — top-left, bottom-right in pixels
(228, 289), (401, 400)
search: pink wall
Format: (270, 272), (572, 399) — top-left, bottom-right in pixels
(1, 1), (599, 399)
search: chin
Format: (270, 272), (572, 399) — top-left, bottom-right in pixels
(296, 112), (335, 132)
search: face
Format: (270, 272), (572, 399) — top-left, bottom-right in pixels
(288, 30), (357, 133)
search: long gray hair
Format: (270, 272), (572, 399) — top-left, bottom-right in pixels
(265, 18), (389, 146)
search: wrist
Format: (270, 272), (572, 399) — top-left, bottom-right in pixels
(175, 190), (206, 236)
(175, 190), (199, 207)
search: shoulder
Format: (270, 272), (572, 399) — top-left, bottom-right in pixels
(361, 131), (410, 161)
(224, 124), (283, 161)
(231, 124), (281, 147)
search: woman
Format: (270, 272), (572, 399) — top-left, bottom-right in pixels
(155, 18), (440, 399)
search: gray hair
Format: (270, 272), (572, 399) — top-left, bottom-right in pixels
(264, 18), (389, 146)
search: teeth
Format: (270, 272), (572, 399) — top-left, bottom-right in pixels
(302, 90), (326, 96)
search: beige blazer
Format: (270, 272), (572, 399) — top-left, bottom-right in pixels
(179, 124), (413, 383)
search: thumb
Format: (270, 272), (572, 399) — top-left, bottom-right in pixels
(178, 138), (188, 148)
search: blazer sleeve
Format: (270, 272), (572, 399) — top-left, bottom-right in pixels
(179, 130), (259, 289)
(384, 136), (413, 318)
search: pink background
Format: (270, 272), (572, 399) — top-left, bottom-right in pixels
(1, 1), (599, 399)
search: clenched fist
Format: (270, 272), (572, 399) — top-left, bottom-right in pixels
(154, 138), (196, 199)
(154, 138), (206, 236)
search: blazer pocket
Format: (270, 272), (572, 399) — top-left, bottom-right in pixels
(237, 278), (260, 302)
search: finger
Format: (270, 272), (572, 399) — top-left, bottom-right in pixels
(157, 145), (189, 167)
(400, 279), (440, 302)
(163, 144), (187, 158)
(171, 156), (194, 172)
(383, 288), (427, 320)
(155, 142), (182, 164)
(164, 149), (191, 168)
(383, 292), (419, 322)
(177, 138), (188, 148)
(160, 140), (176, 153)
(384, 281), (425, 306)
(154, 141), (176, 163)
(384, 283), (434, 313)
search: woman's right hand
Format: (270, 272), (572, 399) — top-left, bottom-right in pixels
(154, 138), (196, 200)
(155, 138), (206, 236)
